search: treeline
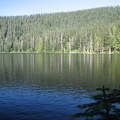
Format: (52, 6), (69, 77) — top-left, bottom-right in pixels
(0, 6), (120, 53)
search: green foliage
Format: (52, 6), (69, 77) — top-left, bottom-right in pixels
(0, 6), (120, 53)
(35, 38), (43, 53)
(71, 86), (120, 120)
(65, 42), (71, 52)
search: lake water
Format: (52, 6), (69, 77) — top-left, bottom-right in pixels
(0, 53), (120, 120)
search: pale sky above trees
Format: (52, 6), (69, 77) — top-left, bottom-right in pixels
(0, 0), (120, 16)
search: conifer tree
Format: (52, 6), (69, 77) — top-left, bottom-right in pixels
(71, 86), (120, 120)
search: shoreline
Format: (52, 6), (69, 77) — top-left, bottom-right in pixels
(0, 51), (119, 54)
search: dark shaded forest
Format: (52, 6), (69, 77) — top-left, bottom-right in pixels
(0, 6), (120, 53)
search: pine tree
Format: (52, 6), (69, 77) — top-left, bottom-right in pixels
(71, 86), (120, 120)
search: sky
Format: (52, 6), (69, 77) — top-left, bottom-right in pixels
(0, 0), (120, 16)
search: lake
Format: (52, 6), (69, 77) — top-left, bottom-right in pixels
(0, 53), (120, 120)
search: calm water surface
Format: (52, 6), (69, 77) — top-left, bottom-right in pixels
(0, 53), (120, 120)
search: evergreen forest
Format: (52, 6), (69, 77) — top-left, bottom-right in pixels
(1, 6), (120, 53)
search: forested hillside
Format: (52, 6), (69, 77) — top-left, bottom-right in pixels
(0, 6), (120, 53)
